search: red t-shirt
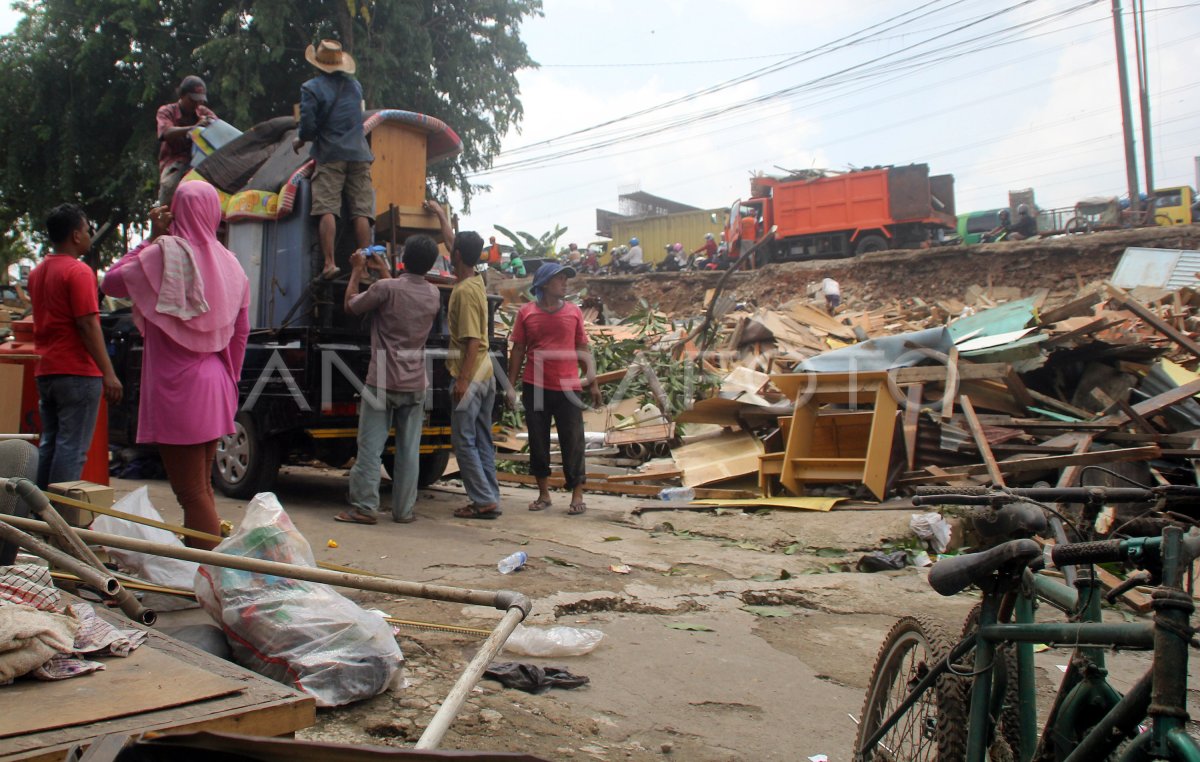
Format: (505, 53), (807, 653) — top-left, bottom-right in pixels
(512, 301), (587, 392)
(28, 255), (102, 377)
(156, 102), (217, 170)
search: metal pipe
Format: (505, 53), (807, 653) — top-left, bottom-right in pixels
(415, 605), (525, 749)
(0, 519), (120, 597)
(979, 622), (1153, 649)
(4, 478), (156, 626)
(0, 513), (532, 614)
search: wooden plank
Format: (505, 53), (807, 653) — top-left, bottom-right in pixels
(1042, 317), (1124, 348)
(495, 471), (757, 499)
(903, 384), (923, 472)
(1003, 368), (1035, 411)
(959, 395), (1006, 486)
(1094, 566), (1153, 614)
(605, 467), (683, 483)
(1025, 387), (1094, 420)
(1038, 290), (1102, 326)
(1106, 282), (1200, 359)
(890, 362), (1010, 385)
(897, 445), (1160, 485)
(1098, 377), (1200, 425)
(940, 347), (959, 421)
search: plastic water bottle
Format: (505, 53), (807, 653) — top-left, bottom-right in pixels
(497, 551), (528, 574)
(658, 487), (696, 502)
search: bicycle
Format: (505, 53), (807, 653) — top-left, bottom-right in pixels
(853, 484), (1200, 761)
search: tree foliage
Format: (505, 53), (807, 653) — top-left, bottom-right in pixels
(493, 223), (565, 259)
(0, 0), (541, 242)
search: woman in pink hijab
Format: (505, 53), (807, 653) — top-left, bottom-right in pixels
(103, 182), (250, 550)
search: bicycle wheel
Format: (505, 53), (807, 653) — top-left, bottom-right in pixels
(855, 615), (966, 761)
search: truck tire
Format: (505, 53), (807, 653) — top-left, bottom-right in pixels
(417, 450), (450, 488)
(854, 234), (888, 255)
(213, 412), (281, 499)
(379, 450), (450, 486)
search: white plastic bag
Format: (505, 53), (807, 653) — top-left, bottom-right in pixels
(194, 493), (403, 707)
(502, 624), (605, 657)
(93, 486), (199, 590)
(910, 512), (953, 554)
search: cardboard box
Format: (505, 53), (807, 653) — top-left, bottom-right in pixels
(47, 481), (114, 527)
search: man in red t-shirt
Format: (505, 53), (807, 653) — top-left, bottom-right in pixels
(507, 262), (602, 516)
(156, 75), (216, 206)
(28, 204), (122, 488)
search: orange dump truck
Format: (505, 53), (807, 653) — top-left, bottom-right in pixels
(725, 164), (956, 262)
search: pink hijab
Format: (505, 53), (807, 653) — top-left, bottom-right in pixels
(116, 182), (248, 353)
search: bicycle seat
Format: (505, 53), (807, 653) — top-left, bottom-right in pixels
(972, 501), (1047, 542)
(928, 538), (1042, 596)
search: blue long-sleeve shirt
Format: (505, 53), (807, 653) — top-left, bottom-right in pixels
(298, 72), (373, 163)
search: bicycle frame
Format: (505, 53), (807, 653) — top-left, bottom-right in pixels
(859, 527), (1200, 761)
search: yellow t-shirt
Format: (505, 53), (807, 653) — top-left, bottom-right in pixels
(447, 274), (494, 383)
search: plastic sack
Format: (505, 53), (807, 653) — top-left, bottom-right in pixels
(502, 624), (605, 657)
(194, 493), (403, 707)
(93, 486), (199, 591)
(910, 512), (953, 554)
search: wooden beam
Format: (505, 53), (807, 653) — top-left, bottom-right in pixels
(1106, 282), (1200, 359)
(495, 471), (757, 499)
(903, 384), (923, 472)
(960, 395), (1006, 486)
(1003, 368), (1035, 411)
(1043, 317), (1125, 348)
(897, 445), (1159, 485)
(941, 346), (960, 421)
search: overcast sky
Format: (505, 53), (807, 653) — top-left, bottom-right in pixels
(3, 0), (1197, 251)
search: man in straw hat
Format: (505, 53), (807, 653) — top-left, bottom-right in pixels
(293, 39), (375, 281)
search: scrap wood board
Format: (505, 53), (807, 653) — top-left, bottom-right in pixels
(0, 599), (314, 761)
(0, 647), (241, 739)
(495, 471), (757, 499)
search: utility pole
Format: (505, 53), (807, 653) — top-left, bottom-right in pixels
(1112, 0), (1140, 214)
(1133, 0), (1154, 203)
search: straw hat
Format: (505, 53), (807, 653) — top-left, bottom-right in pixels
(304, 40), (356, 75)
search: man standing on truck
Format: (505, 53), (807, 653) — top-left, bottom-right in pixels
(29, 204), (123, 488)
(335, 237), (440, 525)
(428, 201), (502, 519)
(293, 39), (375, 281)
(156, 75), (216, 206)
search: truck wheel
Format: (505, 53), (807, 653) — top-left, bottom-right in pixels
(417, 450), (450, 488)
(213, 412), (281, 499)
(854, 234), (888, 255)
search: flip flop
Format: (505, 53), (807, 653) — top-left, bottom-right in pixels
(334, 509), (377, 525)
(528, 498), (552, 512)
(320, 265), (341, 280)
(454, 504), (502, 520)
(568, 502), (587, 515)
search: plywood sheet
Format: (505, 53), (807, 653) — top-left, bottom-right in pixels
(671, 431), (764, 487)
(0, 645), (242, 738)
(0, 363), (22, 432)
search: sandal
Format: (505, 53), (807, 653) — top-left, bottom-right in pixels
(568, 502), (587, 515)
(528, 498), (552, 512)
(454, 504), (502, 520)
(320, 264), (341, 280)
(334, 509), (377, 525)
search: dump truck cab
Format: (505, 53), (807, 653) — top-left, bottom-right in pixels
(1153, 186), (1195, 226)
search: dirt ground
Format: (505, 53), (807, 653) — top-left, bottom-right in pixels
(122, 465), (1199, 761)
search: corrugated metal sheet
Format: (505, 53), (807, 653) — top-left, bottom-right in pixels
(609, 208), (726, 265)
(1110, 247), (1200, 291)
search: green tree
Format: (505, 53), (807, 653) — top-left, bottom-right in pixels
(494, 223), (566, 259)
(0, 0), (540, 248)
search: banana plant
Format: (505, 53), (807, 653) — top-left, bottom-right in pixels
(494, 224), (568, 259)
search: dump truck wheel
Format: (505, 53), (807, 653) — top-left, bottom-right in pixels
(854, 234), (888, 255)
(417, 450), (450, 488)
(213, 412), (281, 499)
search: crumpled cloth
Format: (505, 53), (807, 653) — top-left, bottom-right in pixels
(154, 235), (209, 320)
(0, 564), (62, 611)
(484, 662), (589, 694)
(0, 604), (78, 684)
(0, 565), (148, 683)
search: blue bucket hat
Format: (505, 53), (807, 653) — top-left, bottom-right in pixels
(531, 262), (576, 298)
